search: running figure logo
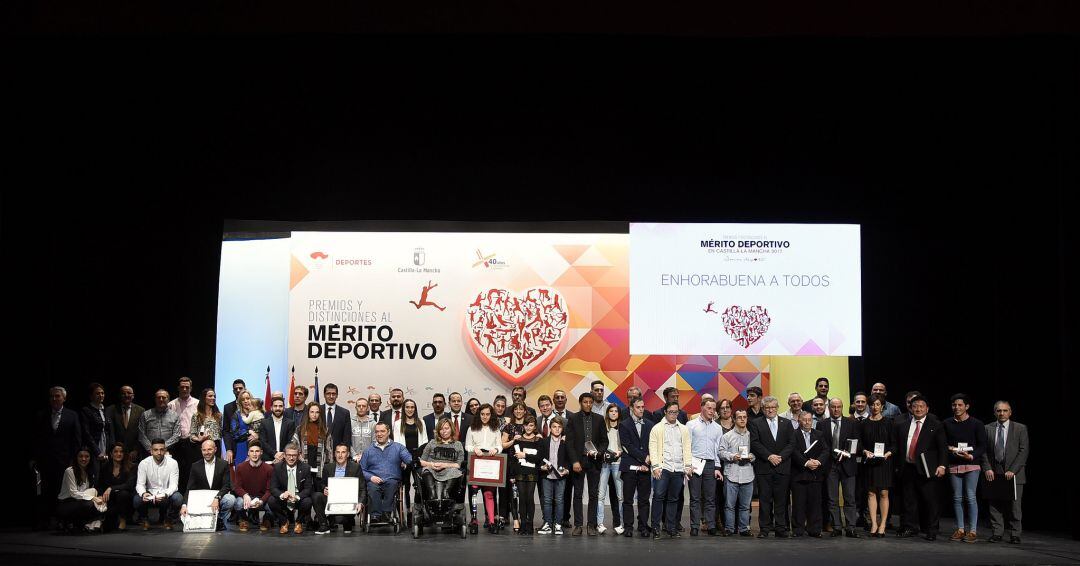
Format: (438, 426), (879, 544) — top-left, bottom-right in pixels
(409, 280), (446, 311)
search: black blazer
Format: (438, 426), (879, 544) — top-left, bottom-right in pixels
(185, 457), (233, 501)
(892, 415), (948, 478)
(222, 400), (239, 453)
(792, 428), (829, 482)
(316, 460), (366, 500)
(565, 411), (608, 469)
(816, 417), (860, 477)
(96, 460), (136, 494)
(37, 407), (83, 472)
(270, 461), (313, 501)
(106, 403), (145, 456)
(322, 405), (352, 449)
(259, 416), (298, 461)
(538, 435), (570, 473)
(422, 413), (448, 438)
(445, 412), (473, 443)
(618, 416), (655, 472)
(748, 416), (795, 475)
(80, 405), (115, 460)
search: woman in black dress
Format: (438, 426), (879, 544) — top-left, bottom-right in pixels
(500, 401), (528, 531)
(96, 441), (136, 531)
(512, 415), (543, 535)
(859, 394), (894, 537)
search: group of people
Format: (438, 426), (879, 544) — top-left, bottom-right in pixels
(36, 376), (1027, 546)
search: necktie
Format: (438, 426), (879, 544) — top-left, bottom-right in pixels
(453, 414), (460, 438)
(995, 423), (1005, 463)
(53, 411), (61, 431)
(287, 467), (297, 508)
(907, 420), (922, 463)
(395, 410), (400, 423)
(122, 408), (129, 428)
(832, 419), (841, 447)
(326, 407), (333, 429)
(768, 418), (777, 441)
(541, 417), (548, 437)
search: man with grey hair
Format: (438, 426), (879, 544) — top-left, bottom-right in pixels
(780, 392), (803, 422)
(817, 397), (860, 537)
(981, 400), (1028, 544)
(748, 395), (795, 537)
(139, 389), (181, 455)
(36, 386), (83, 528)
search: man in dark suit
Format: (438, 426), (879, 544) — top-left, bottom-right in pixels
(35, 386), (83, 529)
(81, 382), (114, 463)
(619, 397), (654, 537)
(792, 412), (828, 537)
(321, 383), (352, 449)
(551, 389), (575, 526)
(446, 392), (472, 443)
(566, 392), (607, 536)
(313, 444), (366, 534)
(268, 443), (314, 534)
(892, 394), (948, 540)
(818, 397), (861, 537)
(749, 395), (795, 537)
(378, 387), (406, 429)
(284, 385), (309, 430)
(981, 400), (1028, 544)
(222, 379), (246, 464)
(260, 397), (297, 464)
(422, 393), (449, 437)
(180, 439), (236, 531)
(802, 377), (831, 413)
(106, 385), (144, 459)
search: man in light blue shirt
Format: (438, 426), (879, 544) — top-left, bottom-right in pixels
(687, 398), (724, 536)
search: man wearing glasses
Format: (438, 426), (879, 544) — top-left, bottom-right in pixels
(649, 401), (692, 539)
(748, 396), (796, 537)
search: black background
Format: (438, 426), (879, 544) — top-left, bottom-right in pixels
(5, 30), (1075, 534)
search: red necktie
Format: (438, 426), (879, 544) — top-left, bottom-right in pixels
(395, 410), (400, 423)
(453, 414), (459, 438)
(907, 420), (922, 462)
(542, 417), (549, 437)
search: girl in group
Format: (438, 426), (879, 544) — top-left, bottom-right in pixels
(294, 402), (332, 477)
(860, 393), (894, 538)
(512, 415), (543, 535)
(537, 416), (569, 535)
(500, 401), (528, 530)
(96, 441), (136, 531)
(56, 447), (105, 533)
(597, 403), (624, 534)
(466, 403), (503, 533)
(493, 395), (509, 426)
(393, 398), (428, 511)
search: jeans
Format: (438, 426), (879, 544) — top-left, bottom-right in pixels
(231, 496), (271, 524)
(367, 479), (399, 516)
(724, 480), (754, 534)
(541, 477), (566, 525)
(133, 492), (184, 522)
(949, 470), (979, 532)
(650, 470), (682, 534)
(597, 461), (623, 527)
(688, 460), (717, 529)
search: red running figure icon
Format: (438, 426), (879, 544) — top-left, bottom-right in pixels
(704, 301), (718, 314)
(409, 280), (446, 311)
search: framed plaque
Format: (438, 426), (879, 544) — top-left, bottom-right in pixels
(467, 453), (508, 487)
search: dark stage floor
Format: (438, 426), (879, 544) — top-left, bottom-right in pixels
(4, 514), (1080, 566)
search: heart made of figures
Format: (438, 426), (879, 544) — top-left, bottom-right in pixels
(466, 287), (569, 386)
(721, 305), (771, 348)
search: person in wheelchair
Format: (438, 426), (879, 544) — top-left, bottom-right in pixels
(418, 416), (466, 518)
(362, 422), (413, 524)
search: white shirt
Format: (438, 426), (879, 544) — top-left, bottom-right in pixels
(204, 459), (217, 486)
(137, 455), (179, 497)
(906, 417), (926, 462)
(272, 416), (284, 452)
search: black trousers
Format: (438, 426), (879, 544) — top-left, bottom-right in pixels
(791, 480), (823, 536)
(756, 472), (790, 534)
(561, 473), (574, 525)
(571, 466), (601, 528)
(900, 463), (939, 534)
(621, 470), (651, 533)
(267, 496), (313, 525)
(174, 441), (197, 495)
(56, 499), (102, 527)
(103, 489), (133, 528)
(518, 481), (536, 527)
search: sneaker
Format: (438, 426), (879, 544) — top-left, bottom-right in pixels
(141, 519), (151, 531)
(596, 524), (606, 535)
(538, 523), (553, 535)
(239, 520), (249, 532)
(964, 531), (977, 543)
(614, 525), (625, 535)
(950, 529), (965, 541)
(554, 524), (563, 536)
(315, 524), (331, 535)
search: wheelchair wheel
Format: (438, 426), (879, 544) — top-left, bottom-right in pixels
(412, 523), (421, 539)
(364, 515), (371, 533)
(469, 522), (478, 534)
(393, 520), (400, 534)
(460, 523), (468, 539)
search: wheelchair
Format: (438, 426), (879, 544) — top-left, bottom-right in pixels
(411, 467), (467, 539)
(362, 480), (406, 534)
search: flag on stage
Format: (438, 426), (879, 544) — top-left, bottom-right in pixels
(313, 366), (320, 404)
(264, 365), (272, 412)
(288, 366), (295, 407)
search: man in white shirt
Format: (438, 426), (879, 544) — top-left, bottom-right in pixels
(780, 392), (804, 422)
(135, 438), (183, 530)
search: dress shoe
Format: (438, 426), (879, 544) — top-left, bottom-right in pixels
(279, 522), (290, 534)
(623, 529), (634, 537)
(924, 533), (937, 541)
(775, 531), (789, 538)
(897, 529), (915, 538)
(845, 529), (859, 538)
(740, 530), (753, 537)
(260, 518), (270, 532)
(964, 531), (978, 543)
(831, 529), (844, 537)
(792, 532), (803, 538)
(586, 526), (598, 536)
(163, 521), (173, 531)
(708, 528), (719, 536)
(117, 518), (127, 531)
(949, 529), (965, 541)
(141, 520), (151, 531)
(293, 522), (304, 534)
(668, 530), (680, 538)
(824, 524), (833, 532)
(676, 524), (684, 532)
(571, 526), (583, 536)
(653, 531), (661, 540)
(1009, 536), (1021, 544)
(988, 535), (1003, 543)
(809, 533), (822, 538)
(690, 527), (699, 536)
(216, 519), (227, 532)
(757, 532), (769, 538)
(239, 520), (249, 532)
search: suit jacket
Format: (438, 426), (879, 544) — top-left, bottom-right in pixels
(106, 403), (145, 456)
(37, 407), (83, 472)
(316, 460), (366, 501)
(817, 417), (859, 477)
(443, 412), (472, 443)
(892, 414), (948, 478)
(222, 400), (239, 452)
(423, 413), (450, 438)
(980, 420), (1028, 485)
(748, 416), (796, 475)
(378, 408), (395, 428)
(323, 405), (352, 449)
(270, 461), (314, 501)
(565, 411), (608, 469)
(618, 416), (655, 472)
(792, 428), (829, 482)
(259, 416), (298, 462)
(185, 457), (233, 501)
(80, 405), (115, 460)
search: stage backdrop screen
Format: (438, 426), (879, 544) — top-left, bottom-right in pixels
(629, 223), (862, 356)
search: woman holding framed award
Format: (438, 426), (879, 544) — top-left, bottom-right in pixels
(466, 403), (503, 533)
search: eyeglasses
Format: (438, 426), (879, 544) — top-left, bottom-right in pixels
(665, 410), (680, 415)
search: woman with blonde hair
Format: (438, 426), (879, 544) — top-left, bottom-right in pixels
(230, 390), (263, 467)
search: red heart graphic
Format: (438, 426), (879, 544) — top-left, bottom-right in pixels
(721, 305), (771, 348)
(466, 287), (569, 386)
